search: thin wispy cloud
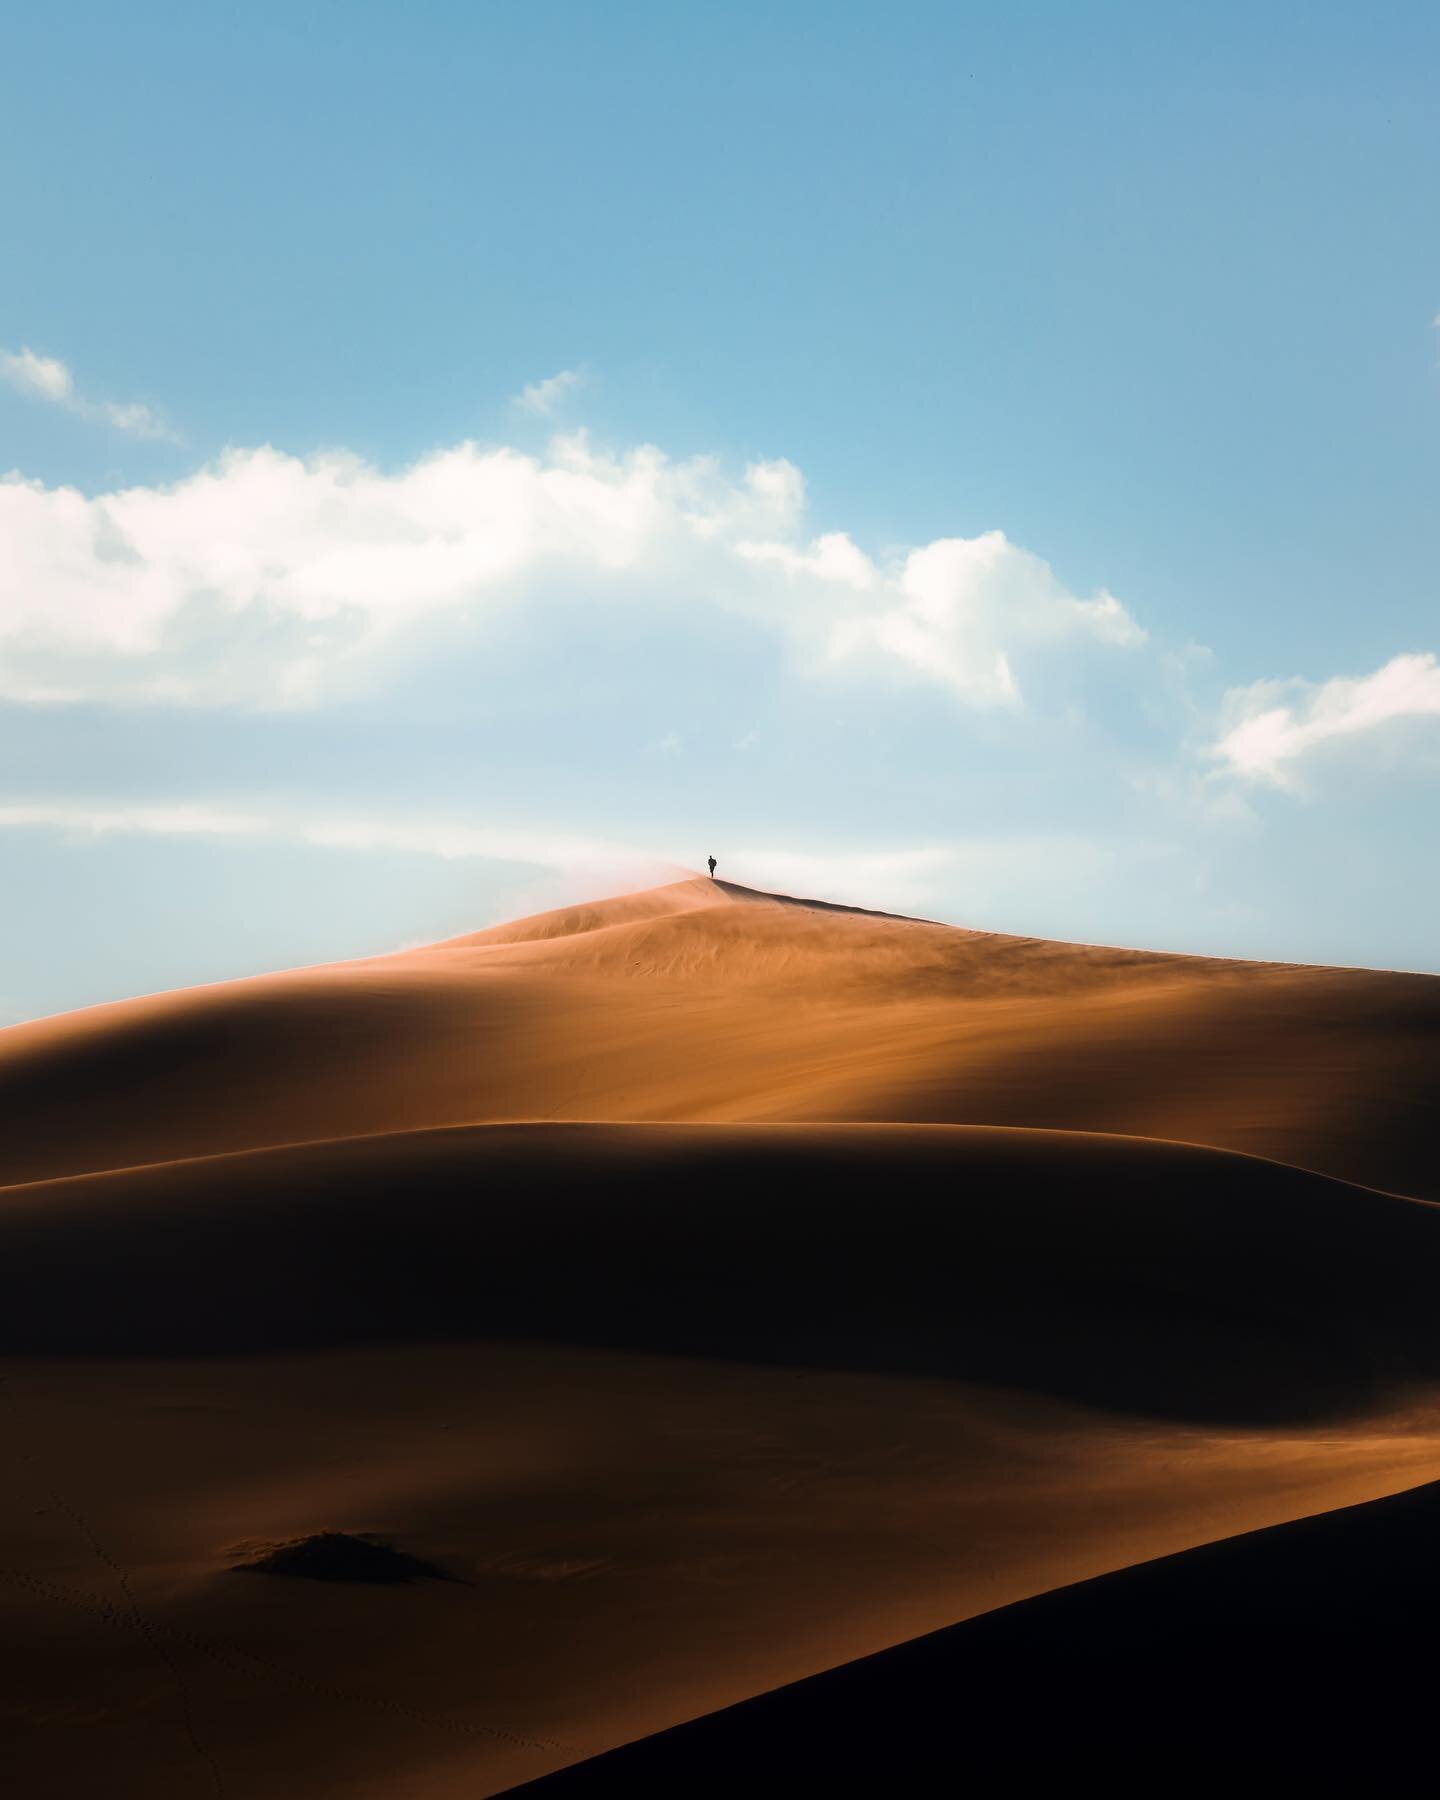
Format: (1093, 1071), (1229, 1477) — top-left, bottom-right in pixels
(0, 797), (646, 877)
(2, 347), (75, 404)
(513, 366), (585, 416)
(1213, 652), (1440, 784)
(0, 801), (265, 839)
(0, 796), (1118, 923)
(0, 345), (182, 443)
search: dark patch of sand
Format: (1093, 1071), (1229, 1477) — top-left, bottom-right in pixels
(230, 1532), (456, 1585)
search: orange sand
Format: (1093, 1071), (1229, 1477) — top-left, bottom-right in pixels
(1, 878), (1436, 1795)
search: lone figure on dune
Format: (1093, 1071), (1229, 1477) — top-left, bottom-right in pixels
(708, 855), (717, 878)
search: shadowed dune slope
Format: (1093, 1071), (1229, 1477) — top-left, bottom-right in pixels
(0, 877), (1435, 1194)
(3, 1121), (1439, 1424)
(502, 1475), (1440, 1794)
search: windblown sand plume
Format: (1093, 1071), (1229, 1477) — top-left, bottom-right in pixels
(2, 877), (1438, 1795)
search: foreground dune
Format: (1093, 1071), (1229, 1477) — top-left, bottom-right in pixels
(504, 1474), (1440, 1793)
(1, 879), (1437, 1794)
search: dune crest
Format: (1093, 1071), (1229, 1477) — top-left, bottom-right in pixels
(431, 875), (744, 947)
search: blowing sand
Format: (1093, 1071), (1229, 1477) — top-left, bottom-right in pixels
(1, 878), (1437, 1795)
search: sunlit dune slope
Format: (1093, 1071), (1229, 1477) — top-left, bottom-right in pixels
(502, 1474), (1440, 1794)
(4, 1121), (1438, 1424)
(0, 876), (1435, 1193)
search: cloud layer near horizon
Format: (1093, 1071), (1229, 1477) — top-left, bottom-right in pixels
(0, 795), (1121, 930)
(0, 433), (1144, 708)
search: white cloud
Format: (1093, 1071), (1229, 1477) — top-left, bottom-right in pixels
(716, 833), (1140, 921)
(2, 347), (76, 405)
(0, 796), (647, 872)
(720, 843), (958, 911)
(514, 367), (585, 416)
(758, 528), (1145, 705)
(0, 431), (1147, 711)
(1, 344), (180, 442)
(0, 796), (947, 908)
(0, 800), (265, 839)
(1213, 652), (1440, 783)
(97, 399), (172, 439)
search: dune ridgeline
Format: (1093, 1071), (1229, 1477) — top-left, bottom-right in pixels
(2, 876), (1437, 1795)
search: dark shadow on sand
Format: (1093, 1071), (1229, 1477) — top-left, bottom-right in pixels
(230, 1532), (459, 1585)
(498, 1475), (1440, 1793)
(3, 1123), (1439, 1427)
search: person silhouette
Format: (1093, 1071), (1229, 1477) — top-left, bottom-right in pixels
(707, 855), (717, 878)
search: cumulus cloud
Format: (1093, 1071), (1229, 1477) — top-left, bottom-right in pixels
(0, 431), (1146, 710)
(743, 528), (1145, 705)
(1, 345), (180, 442)
(1213, 652), (1440, 783)
(514, 367), (585, 416)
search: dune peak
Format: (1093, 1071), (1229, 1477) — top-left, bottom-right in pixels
(425, 873), (925, 952)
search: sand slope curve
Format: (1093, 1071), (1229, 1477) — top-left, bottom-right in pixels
(0, 877), (1435, 1195)
(501, 1474), (1440, 1794)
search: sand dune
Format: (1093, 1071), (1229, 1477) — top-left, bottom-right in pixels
(2, 878), (1437, 1795)
(502, 1474), (1440, 1792)
(4, 1121), (1439, 1420)
(0, 878), (1435, 1194)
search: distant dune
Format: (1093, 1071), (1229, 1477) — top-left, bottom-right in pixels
(1, 878), (1434, 1195)
(2, 878), (1437, 1796)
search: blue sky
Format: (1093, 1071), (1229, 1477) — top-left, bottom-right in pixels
(2, 0), (1438, 1018)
